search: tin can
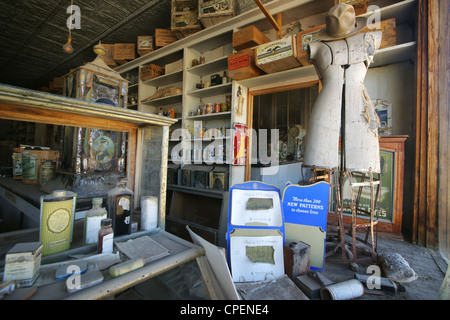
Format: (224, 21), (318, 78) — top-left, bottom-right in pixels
(39, 161), (55, 186)
(22, 152), (37, 184)
(206, 103), (212, 114)
(40, 190), (77, 256)
(214, 103), (221, 113)
(12, 152), (22, 179)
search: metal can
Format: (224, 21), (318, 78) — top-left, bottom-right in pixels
(214, 103), (221, 113)
(206, 103), (212, 114)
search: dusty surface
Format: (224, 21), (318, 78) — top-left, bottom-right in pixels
(321, 236), (447, 300)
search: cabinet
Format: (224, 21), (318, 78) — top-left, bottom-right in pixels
(115, 0), (417, 242)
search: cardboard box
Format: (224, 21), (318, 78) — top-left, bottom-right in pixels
(199, 0), (235, 28)
(137, 36), (155, 56)
(155, 28), (178, 47)
(233, 25), (271, 51)
(364, 18), (396, 49)
(113, 43), (136, 62)
(165, 59), (184, 74)
(256, 36), (301, 73)
(296, 24), (325, 66)
(140, 64), (165, 81)
(209, 167), (228, 191)
(3, 242), (43, 287)
(228, 48), (264, 80)
(337, 0), (368, 15)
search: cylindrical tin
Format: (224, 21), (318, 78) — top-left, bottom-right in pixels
(39, 161), (55, 186)
(40, 190), (77, 256)
(21, 152), (37, 184)
(214, 103), (221, 113)
(320, 279), (364, 300)
(140, 196), (158, 231)
(206, 103), (212, 114)
(12, 152), (22, 180)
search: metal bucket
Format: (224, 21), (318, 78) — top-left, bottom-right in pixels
(320, 279), (364, 300)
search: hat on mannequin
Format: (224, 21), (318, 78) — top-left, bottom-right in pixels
(317, 3), (367, 41)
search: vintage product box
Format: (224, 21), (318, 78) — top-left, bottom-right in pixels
(209, 166), (228, 191)
(165, 59), (184, 74)
(364, 18), (397, 49)
(140, 64), (165, 81)
(296, 24), (325, 66)
(113, 43), (136, 62)
(228, 48), (264, 80)
(137, 36), (155, 56)
(374, 99), (392, 135)
(21, 148), (59, 185)
(155, 28), (178, 47)
(190, 166), (213, 189)
(233, 25), (271, 51)
(256, 36), (301, 74)
(199, 0), (235, 28)
(3, 242), (43, 287)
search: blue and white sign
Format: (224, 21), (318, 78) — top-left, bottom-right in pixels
(282, 181), (330, 271)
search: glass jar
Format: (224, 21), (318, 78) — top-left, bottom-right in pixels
(84, 197), (107, 245)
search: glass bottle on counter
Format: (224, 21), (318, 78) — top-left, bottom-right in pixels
(84, 197), (107, 245)
(98, 218), (114, 254)
(107, 177), (134, 236)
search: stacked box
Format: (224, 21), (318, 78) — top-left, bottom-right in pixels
(232, 25), (271, 51)
(228, 48), (264, 80)
(337, 0), (368, 15)
(155, 29), (178, 47)
(137, 36), (155, 56)
(199, 0), (235, 28)
(296, 25), (325, 66)
(113, 43), (136, 63)
(255, 36), (301, 73)
(140, 64), (165, 81)
(364, 18), (396, 49)
(209, 166), (228, 191)
(171, 1), (202, 38)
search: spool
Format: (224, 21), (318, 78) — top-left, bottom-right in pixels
(320, 279), (364, 300)
(140, 196), (158, 231)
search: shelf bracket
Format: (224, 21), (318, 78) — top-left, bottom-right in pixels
(253, 0), (282, 39)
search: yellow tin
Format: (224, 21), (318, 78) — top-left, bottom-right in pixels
(39, 190), (77, 256)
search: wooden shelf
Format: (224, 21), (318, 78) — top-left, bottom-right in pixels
(141, 93), (182, 106)
(187, 56), (229, 76)
(142, 70), (183, 87)
(185, 111), (231, 121)
(187, 82), (232, 98)
(370, 41), (416, 68)
(168, 184), (226, 199)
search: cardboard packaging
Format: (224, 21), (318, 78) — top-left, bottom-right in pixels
(256, 36), (301, 73)
(228, 48), (264, 80)
(232, 25), (271, 51)
(296, 25), (325, 66)
(140, 64), (165, 81)
(113, 43), (136, 63)
(137, 36), (155, 56)
(3, 242), (43, 287)
(155, 28), (178, 47)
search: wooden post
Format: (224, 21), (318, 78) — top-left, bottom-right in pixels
(413, 0), (440, 248)
(253, 0), (282, 37)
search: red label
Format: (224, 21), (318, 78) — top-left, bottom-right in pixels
(228, 54), (250, 71)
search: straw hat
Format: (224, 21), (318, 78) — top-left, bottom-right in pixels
(317, 3), (367, 41)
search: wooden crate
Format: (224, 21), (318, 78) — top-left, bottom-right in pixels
(364, 18), (396, 49)
(336, 0), (368, 15)
(255, 36), (301, 74)
(113, 43), (136, 63)
(137, 36), (155, 56)
(101, 44), (117, 67)
(199, 0), (235, 28)
(296, 24), (325, 66)
(232, 25), (271, 51)
(140, 64), (165, 81)
(228, 48), (264, 81)
(20, 149), (60, 185)
(171, 1), (202, 39)
(155, 28), (178, 47)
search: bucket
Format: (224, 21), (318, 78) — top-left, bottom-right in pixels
(140, 196), (158, 231)
(320, 279), (364, 300)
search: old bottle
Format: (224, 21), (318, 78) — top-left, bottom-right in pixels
(98, 218), (114, 254)
(84, 197), (107, 245)
(107, 178), (134, 236)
